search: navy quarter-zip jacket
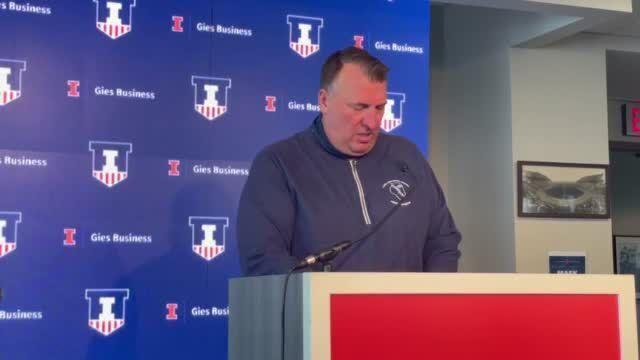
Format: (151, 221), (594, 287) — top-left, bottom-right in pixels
(237, 116), (461, 275)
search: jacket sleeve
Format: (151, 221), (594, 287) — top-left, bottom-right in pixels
(422, 163), (461, 272)
(237, 149), (300, 275)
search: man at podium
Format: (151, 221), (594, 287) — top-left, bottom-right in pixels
(237, 47), (460, 275)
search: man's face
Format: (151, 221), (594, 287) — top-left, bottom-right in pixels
(318, 63), (387, 157)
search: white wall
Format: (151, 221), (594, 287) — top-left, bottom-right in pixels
(435, 5), (560, 273)
(433, 4), (585, 272)
(430, 5), (640, 273)
(510, 45), (612, 273)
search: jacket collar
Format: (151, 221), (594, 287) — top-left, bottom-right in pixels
(311, 114), (386, 160)
(310, 114), (355, 159)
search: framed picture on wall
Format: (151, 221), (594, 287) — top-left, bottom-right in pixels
(613, 235), (640, 298)
(517, 161), (610, 219)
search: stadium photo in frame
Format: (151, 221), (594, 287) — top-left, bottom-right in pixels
(517, 161), (610, 219)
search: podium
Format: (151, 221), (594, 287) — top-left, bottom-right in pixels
(229, 273), (638, 360)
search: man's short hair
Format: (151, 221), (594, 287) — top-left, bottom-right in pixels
(320, 47), (389, 90)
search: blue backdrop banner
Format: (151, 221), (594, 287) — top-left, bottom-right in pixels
(0, 0), (430, 358)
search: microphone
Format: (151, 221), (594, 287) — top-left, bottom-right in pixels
(293, 241), (352, 270)
(291, 160), (417, 272)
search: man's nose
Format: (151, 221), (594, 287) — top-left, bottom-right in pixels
(361, 109), (381, 130)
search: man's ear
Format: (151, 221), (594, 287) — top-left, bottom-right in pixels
(318, 88), (329, 113)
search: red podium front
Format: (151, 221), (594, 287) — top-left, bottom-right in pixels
(331, 294), (620, 359)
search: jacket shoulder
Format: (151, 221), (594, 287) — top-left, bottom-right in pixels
(378, 133), (424, 157)
(254, 131), (306, 160)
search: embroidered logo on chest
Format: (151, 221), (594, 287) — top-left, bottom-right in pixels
(382, 180), (412, 206)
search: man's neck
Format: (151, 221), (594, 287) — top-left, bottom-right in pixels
(311, 115), (355, 159)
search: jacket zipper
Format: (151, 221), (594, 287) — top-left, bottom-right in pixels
(349, 159), (372, 225)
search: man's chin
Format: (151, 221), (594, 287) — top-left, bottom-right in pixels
(349, 142), (376, 156)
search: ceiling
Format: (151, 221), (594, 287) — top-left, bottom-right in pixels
(588, 0), (640, 38)
(433, 0), (638, 46)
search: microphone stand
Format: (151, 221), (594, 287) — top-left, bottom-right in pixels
(321, 261), (333, 272)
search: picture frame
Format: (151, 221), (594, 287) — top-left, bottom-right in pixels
(613, 235), (640, 298)
(517, 161), (610, 219)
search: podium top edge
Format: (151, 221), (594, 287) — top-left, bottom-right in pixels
(229, 272), (635, 283)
